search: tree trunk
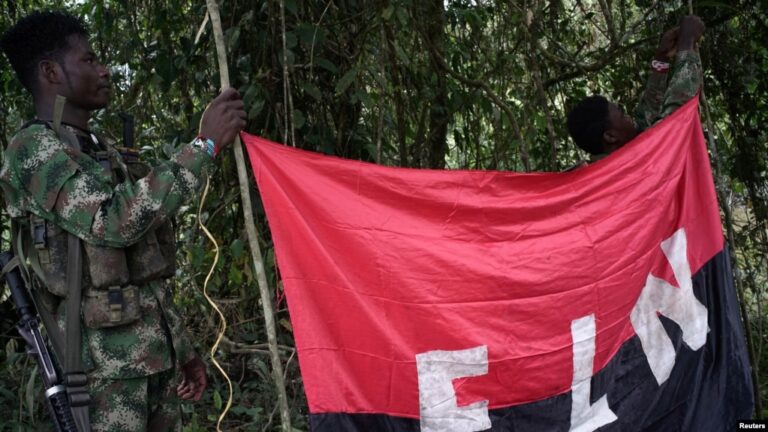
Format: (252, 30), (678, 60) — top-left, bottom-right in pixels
(419, 0), (449, 169)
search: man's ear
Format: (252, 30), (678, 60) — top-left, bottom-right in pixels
(602, 129), (618, 145)
(38, 59), (63, 85)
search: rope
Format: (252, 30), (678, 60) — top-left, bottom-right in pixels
(196, 174), (232, 431)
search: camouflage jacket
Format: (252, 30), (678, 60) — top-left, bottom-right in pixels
(578, 49), (702, 166)
(0, 123), (213, 379)
(633, 49), (702, 132)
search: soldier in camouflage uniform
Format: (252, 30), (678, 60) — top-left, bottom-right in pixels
(0, 10), (246, 431)
(566, 15), (706, 166)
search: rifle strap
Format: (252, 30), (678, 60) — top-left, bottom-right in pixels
(53, 96), (92, 432)
(64, 232), (91, 432)
(64, 234), (83, 374)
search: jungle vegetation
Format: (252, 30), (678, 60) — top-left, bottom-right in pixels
(1, 0), (766, 430)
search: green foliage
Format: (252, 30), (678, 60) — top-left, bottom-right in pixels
(1, 0), (767, 429)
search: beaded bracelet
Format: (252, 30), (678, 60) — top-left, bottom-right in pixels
(192, 136), (216, 157)
(651, 59), (670, 73)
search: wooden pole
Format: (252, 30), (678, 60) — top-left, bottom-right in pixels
(204, 1), (293, 430)
(687, 0), (762, 415)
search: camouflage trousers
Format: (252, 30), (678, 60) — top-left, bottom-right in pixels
(88, 367), (181, 432)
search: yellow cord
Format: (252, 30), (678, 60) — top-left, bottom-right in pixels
(197, 174), (233, 431)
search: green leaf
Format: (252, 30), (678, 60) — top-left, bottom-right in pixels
(382, 5), (394, 20)
(250, 358), (270, 380)
(293, 109), (306, 129)
(249, 100), (265, 120)
(5, 338), (17, 357)
(227, 26), (241, 50)
(239, 10), (254, 25)
(230, 239), (245, 259)
(335, 68), (358, 95)
(354, 90), (373, 105)
(302, 82), (322, 101)
(189, 243), (205, 268)
(396, 7), (409, 26)
(26, 365), (37, 421)
(694, 0), (740, 12)
(242, 84), (259, 108)
(297, 23), (320, 46)
(0, 385), (15, 401)
(213, 390), (222, 410)
(315, 58), (338, 74)
(284, 0), (298, 16)
(279, 318), (293, 333)
(284, 31), (298, 49)
(228, 265), (243, 285)
(394, 43), (410, 66)
(247, 406), (263, 420)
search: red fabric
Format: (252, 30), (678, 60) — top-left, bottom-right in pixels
(242, 96), (722, 419)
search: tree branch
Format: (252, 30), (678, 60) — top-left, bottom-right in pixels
(424, 39), (531, 171)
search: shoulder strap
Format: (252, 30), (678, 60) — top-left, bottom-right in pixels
(52, 95), (67, 136)
(53, 96), (91, 432)
(64, 233), (83, 374)
(64, 232), (91, 432)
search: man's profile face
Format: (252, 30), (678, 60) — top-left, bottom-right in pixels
(57, 34), (111, 110)
(604, 102), (638, 151)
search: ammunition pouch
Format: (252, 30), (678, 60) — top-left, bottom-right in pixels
(126, 226), (176, 283)
(82, 285), (140, 329)
(33, 220), (174, 329)
(123, 157), (177, 282)
(83, 242), (130, 288)
(30, 216), (78, 297)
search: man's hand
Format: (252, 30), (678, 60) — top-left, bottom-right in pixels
(655, 27), (679, 61)
(199, 88), (247, 150)
(177, 356), (207, 401)
(676, 15), (705, 52)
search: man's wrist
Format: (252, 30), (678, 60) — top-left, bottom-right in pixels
(676, 38), (696, 52)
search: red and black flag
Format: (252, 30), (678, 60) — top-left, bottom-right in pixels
(243, 96), (753, 431)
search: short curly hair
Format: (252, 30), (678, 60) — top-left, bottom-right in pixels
(0, 10), (89, 94)
(566, 95), (610, 155)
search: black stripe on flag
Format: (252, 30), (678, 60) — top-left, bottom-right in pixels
(308, 247), (754, 431)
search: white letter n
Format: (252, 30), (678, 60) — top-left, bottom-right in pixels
(630, 228), (708, 385)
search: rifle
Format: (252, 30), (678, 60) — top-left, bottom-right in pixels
(118, 112), (134, 150)
(1, 251), (79, 432)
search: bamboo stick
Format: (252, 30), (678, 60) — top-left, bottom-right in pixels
(279, 0), (296, 147)
(204, 1), (293, 430)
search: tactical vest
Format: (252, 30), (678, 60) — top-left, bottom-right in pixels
(20, 120), (177, 329)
